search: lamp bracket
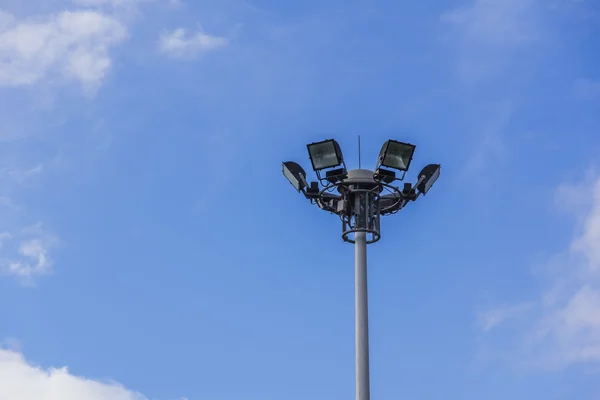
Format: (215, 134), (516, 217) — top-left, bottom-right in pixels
(309, 169), (412, 244)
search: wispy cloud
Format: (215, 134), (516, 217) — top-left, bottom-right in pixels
(166, 0), (183, 8)
(158, 28), (227, 59)
(442, 1), (563, 180)
(0, 348), (150, 400)
(0, 0), (171, 287)
(0, 10), (127, 93)
(74, 0), (188, 6)
(477, 302), (534, 331)
(441, 0), (545, 82)
(0, 223), (57, 286)
(0, 197), (20, 210)
(462, 101), (513, 179)
(72, 0), (150, 6)
(2, 165), (44, 184)
(478, 172), (600, 370)
(442, 0), (540, 47)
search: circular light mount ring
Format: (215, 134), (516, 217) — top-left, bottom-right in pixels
(313, 171), (404, 245)
(342, 227), (381, 244)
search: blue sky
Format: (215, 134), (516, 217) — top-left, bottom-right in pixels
(0, 0), (599, 399)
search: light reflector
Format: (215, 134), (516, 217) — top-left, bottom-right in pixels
(417, 164), (440, 195)
(307, 139), (343, 171)
(282, 161), (308, 192)
(378, 140), (416, 171)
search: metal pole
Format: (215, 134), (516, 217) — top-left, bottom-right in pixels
(355, 231), (370, 400)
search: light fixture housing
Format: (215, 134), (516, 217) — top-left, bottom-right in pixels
(377, 140), (416, 172)
(282, 161), (308, 192)
(325, 167), (348, 184)
(416, 164), (441, 195)
(305, 181), (320, 197)
(307, 139), (344, 172)
(374, 168), (396, 184)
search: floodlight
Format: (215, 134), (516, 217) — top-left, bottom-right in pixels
(282, 161), (308, 192)
(377, 140), (416, 171)
(307, 139), (344, 171)
(416, 164), (441, 195)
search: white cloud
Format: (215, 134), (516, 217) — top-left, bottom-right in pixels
(462, 102), (512, 177)
(532, 179), (600, 368)
(8, 239), (52, 278)
(555, 169), (600, 214)
(480, 174), (600, 370)
(442, 0), (539, 46)
(458, 101), (515, 183)
(0, 197), (20, 210)
(0, 232), (11, 247)
(72, 0), (178, 8)
(0, 348), (148, 400)
(72, 0), (149, 6)
(0, 10), (127, 92)
(71, 0), (181, 13)
(477, 303), (533, 331)
(0, 223), (57, 285)
(571, 181), (600, 272)
(532, 285), (600, 367)
(3, 164), (44, 184)
(158, 28), (227, 59)
(166, 0), (183, 8)
(441, 0), (545, 82)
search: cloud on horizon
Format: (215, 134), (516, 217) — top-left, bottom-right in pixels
(0, 347), (149, 400)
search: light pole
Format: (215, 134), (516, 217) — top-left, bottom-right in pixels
(282, 139), (440, 400)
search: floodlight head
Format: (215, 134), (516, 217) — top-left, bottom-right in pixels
(417, 164), (441, 195)
(307, 139), (344, 171)
(377, 140), (416, 172)
(282, 161), (308, 192)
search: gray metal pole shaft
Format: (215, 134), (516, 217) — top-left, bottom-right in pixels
(355, 231), (370, 400)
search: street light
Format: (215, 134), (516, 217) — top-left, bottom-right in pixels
(282, 138), (440, 400)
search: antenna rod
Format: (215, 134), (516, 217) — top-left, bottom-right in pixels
(358, 135), (361, 169)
